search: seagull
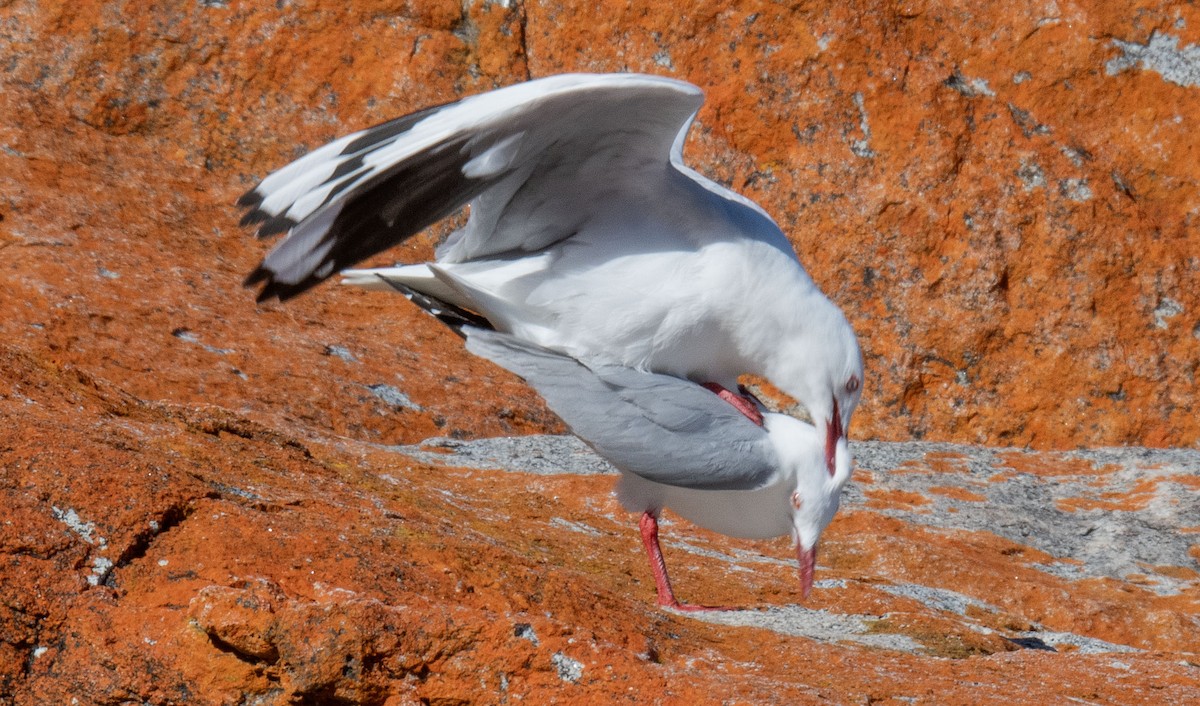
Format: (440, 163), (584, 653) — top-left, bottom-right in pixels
(239, 72), (863, 477)
(463, 327), (847, 609)
(237, 73), (865, 603)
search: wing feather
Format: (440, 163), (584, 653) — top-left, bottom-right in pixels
(464, 328), (780, 491)
(240, 74), (703, 301)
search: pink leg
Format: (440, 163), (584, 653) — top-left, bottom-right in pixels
(701, 383), (764, 427)
(638, 511), (733, 612)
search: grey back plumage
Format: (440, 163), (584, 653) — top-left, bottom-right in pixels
(464, 329), (780, 491)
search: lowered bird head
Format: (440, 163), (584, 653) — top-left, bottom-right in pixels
(765, 414), (853, 599)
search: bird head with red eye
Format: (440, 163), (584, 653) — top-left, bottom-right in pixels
(773, 412), (852, 599)
(770, 322), (864, 480)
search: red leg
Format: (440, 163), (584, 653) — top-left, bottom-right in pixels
(638, 511), (733, 612)
(639, 511), (678, 608)
(701, 382), (764, 427)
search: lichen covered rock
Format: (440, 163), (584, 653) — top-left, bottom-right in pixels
(2, 0), (1199, 703)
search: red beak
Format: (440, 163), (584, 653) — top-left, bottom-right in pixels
(797, 543), (818, 599)
(824, 399), (843, 478)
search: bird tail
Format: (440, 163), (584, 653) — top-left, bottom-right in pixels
(342, 265), (492, 337)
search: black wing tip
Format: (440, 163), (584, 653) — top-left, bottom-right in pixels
(379, 279), (492, 337)
(237, 187), (264, 208)
(243, 266), (269, 288)
(243, 267), (316, 303)
(236, 189), (298, 239)
(239, 208), (269, 227)
(238, 211), (299, 238)
(255, 215), (299, 238)
(339, 101), (453, 157)
(242, 266), (278, 303)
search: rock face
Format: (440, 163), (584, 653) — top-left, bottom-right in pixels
(5, 1), (1200, 449)
(1, 0), (1199, 703)
(3, 360), (1199, 703)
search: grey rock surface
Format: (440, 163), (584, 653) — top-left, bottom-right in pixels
(391, 434), (1199, 653)
(849, 440), (1200, 592)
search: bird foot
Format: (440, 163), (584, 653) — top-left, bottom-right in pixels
(700, 382), (764, 427)
(640, 511), (740, 612)
(661, 600), (738, 613)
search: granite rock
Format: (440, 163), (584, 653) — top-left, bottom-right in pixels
(2, 0), (1199, 703)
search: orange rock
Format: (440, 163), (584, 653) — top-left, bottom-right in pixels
(928, 485), (989, 503)
(863, 487), (935, 511)
(6, 0), (1200, 448)
(2, 0), (1200, 702)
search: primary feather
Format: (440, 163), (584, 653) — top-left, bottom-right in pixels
(241, 74), (704, 301)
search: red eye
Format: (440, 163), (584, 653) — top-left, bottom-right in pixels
(791, 491), (803, 510)
(845, 376), (860, 393)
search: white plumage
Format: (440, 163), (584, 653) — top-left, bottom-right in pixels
(464, 330), (849, 607)
(241, 73), (864, 607)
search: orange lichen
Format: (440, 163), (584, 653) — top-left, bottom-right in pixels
(924, 452), (972, 474)
(863, 488), (934, 510)
(3, 0), (1200, 702)
(928, 486), (989, 503)
(999, 453), (1121, 478)
(1056, 478), (1162, 513)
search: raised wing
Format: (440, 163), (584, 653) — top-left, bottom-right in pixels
(464, 328), (780, 491)
(240, 73), (704, 301)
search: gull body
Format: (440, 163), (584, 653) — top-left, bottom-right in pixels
(465, 330), (850, 607)
(241, 73), (863, 477)
(238, 73), (865, 603)
(616, 413), (848, 546)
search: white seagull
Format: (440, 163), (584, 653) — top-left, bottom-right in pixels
(463, 328), (847, 610)
(239, 73), (864, 603)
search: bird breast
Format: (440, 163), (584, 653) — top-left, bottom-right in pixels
(615, 470), (795, 540)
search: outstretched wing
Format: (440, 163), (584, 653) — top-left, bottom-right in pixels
(240, 73), (704, 301)
(463, 328), (780, 491)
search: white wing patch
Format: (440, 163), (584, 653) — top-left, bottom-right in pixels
(462, 132), (525, 179)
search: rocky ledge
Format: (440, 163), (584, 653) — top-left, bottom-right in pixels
(3, 0), (1199, 703)
(3, 357), (1197, 702)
